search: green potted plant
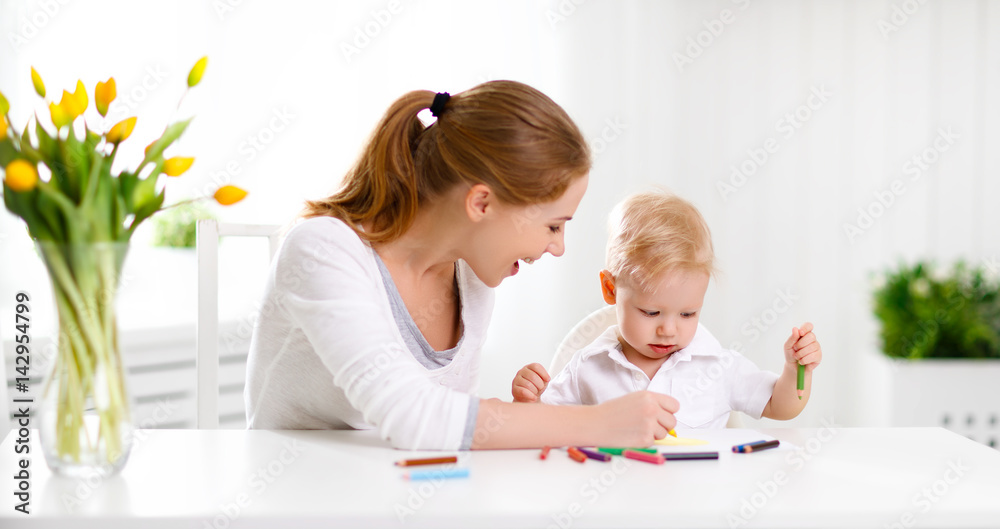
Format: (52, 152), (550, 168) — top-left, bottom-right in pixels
(872, 260), (1000, 446)
(151, 201), (215, 249)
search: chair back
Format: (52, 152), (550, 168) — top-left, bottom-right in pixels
(549, 305), (617, 376)
(196, 220), (282, 429)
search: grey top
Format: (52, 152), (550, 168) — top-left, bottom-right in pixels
(372, 252), (465, 368)
(372, 251), (478, 449)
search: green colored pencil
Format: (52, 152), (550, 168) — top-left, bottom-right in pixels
(797, 362), (805, 400)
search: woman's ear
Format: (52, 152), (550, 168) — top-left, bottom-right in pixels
(465, 184), (493, 222)
(600, 270), (617, 305)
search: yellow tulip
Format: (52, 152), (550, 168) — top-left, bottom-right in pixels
(213, 185), (247, 206)
(0, 116), (7, 139)
(49, 101), (73, 129)
(163, 156), (194, 177)
(187, 56), (208, 88)
(95, 78), (116, 117)
(57, 89), (86, 122)
(3, 159), (39, 192)
(71, 80), (88, 113)
(31, 66), (45, 98)
(107, 117), (137, 144)
(0, 90), (8, 115)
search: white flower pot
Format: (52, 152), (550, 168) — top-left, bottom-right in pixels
(889, 359), (1000, 448)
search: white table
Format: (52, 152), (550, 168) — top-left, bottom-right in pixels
(1, 426), (998, 528)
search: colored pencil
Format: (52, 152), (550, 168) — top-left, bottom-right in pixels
(540, 446), (551, 460)
(395, 456), (458, 467)
(576, 447), (612, 462)
(403, 468), (470, 480)
(732, 440), (780, 453)
(623, 449), (665, 465)
(597, 447), (658, 456)
(731, 440), (767, 452)
(668, 429), (677, 438)
(661, 451), (719, 460)
(797, 362), (805, 400)
(567, 447), (587, 463)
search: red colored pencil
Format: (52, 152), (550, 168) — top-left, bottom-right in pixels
(623, 449), (665, 465)
(540, 446), (551, 460)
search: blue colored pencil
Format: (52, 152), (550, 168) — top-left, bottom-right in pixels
(404, 468), (470, 480)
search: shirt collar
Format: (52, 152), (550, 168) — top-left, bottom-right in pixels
(583, 323), (724, 371)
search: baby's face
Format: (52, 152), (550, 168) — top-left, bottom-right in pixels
(615, 269), (710, 366)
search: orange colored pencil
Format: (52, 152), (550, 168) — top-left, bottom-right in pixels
(394, 456), (458, 467)
(567, 447), (587, 463)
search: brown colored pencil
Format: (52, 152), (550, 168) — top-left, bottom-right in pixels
(394, 456), (458, 467)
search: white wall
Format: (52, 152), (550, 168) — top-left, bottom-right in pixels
(1, 0), (997, 430)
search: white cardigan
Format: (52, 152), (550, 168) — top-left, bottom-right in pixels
(244, 217), (494, 450)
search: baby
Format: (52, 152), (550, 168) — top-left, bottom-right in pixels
(511, 190), (822, 428)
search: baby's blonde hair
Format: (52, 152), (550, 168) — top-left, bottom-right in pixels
(606, 190), (717, 292)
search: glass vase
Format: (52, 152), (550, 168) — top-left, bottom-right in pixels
(36, 242), (134, 478)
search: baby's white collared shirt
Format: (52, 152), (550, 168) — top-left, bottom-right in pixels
(541, 324), (779, 428)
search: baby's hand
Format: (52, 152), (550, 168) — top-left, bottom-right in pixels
(784, 322), (822, 372)
(512, 363), (550, 403)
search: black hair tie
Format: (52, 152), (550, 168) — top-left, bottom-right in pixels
(430, 92), (450, 118)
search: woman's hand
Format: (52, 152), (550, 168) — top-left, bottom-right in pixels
(589, 391), (679, 447)
(512, 363), (551, 403)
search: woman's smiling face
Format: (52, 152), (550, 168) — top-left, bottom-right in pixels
(463, 174), (589, 288)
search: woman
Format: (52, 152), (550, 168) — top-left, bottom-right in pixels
(245, 81), (678, 450)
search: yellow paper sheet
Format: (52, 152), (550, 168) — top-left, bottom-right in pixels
(653, 436), (710, 446)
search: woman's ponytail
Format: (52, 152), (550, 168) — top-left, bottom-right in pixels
(303, 91), (432, 244)
(304, 81), (591, 245)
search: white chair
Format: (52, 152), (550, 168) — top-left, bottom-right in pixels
(196, 220), (282, 429)
(551, 305), (743, 428)
(549, 305), (618, 376)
